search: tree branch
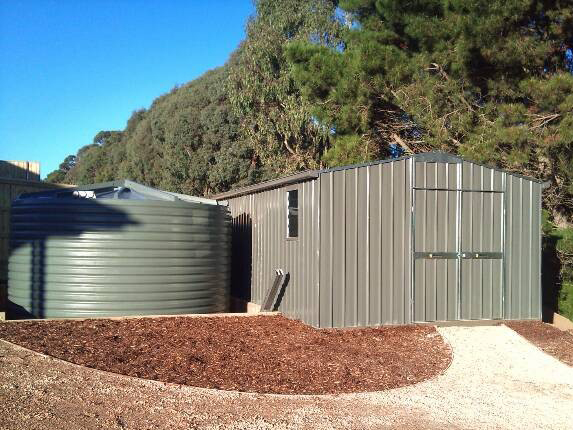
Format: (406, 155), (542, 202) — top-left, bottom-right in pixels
(284, 136), (296, 155)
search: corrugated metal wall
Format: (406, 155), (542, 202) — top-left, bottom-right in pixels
(505, 174), (542, 319)
(9, 197), (231, 318)
(226, 180), (321, 326)
(412, 160), (541, 322)
(224, 154), (541, 328)
(318, 159), (412, 328)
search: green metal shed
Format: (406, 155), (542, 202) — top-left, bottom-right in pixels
(213, 152), (545, 328)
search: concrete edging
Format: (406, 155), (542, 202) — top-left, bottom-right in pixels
(1, 311), (279, 323)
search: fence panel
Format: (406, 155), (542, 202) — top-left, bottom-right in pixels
(0, 161), (41, 181)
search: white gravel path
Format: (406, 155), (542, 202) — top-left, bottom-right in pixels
(355, 325), (573, 429)
(1, 324), (572, 429)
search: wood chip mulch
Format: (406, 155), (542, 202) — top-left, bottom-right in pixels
(0, 315), (452, 395)
(505, 320), (573, 367)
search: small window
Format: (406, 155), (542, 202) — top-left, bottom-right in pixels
(286, 190), (298, 238)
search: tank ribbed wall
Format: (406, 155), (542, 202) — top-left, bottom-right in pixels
(8, 198), (230, 318)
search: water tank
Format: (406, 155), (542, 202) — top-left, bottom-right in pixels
(8, 180), (231, 318)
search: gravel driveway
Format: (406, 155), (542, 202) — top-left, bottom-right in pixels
(1, 324), (572, 430)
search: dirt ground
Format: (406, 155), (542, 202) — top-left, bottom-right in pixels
(0, 315), (451, 394)
(2, 324), (572, 430)
(505, 320), (573, 366)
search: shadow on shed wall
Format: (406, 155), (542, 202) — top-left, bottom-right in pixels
(230, 212), (252, 306)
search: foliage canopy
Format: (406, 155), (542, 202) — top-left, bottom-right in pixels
(48, 0), (573, 224)
(48, 66), (259, 196)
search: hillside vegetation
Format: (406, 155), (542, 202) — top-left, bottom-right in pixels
(47, 65), (260, 196)
(46, 0), (573, 317)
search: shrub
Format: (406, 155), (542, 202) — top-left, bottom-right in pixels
(545, 221), (573, 321)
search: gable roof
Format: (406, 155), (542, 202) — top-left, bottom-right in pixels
(210, 152), (546, 200)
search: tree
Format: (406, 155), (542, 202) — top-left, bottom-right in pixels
(287, 0), (573, 223)
(159, 66), (259, 195)
(228, 0), (342, 178)
(45, 155), (76, 183)
(46, 0), (573, 223)
(59, 155), (76, 172)
(47, 65), (258, 195)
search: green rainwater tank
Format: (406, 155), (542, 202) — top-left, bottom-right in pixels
(8, 180), (231, 318)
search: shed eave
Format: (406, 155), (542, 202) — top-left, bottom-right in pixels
(210, 170), (320, 200)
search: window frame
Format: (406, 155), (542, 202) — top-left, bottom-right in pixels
(285, 188), (299, 240)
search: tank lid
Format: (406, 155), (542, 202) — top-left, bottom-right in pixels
(17, 179), (222, 205)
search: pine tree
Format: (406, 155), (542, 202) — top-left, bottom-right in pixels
(287, 0), (573, 223)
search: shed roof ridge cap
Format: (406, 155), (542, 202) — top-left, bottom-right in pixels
(317, 152), (544, 183)
(211, 152), (546, 200)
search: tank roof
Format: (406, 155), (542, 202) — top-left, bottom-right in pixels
(17, 179), (222, 205)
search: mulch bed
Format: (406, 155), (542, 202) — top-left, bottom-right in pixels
(505, 320), (573, 367)
(0, 315), (452, 395)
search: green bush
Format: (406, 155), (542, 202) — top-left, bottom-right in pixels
(546, 223), (573, 320)
(554, 227), (573, 255)
(559, 282), (573, 321)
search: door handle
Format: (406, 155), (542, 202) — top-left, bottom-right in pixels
(460, 252), (503, 259)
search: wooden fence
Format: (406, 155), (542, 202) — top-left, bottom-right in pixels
(0, 160), (41, 182)
(0, 178), (73, 315)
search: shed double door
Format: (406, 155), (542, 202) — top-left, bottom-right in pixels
(413, 189), (504, 322)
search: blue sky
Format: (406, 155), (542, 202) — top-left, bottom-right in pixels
(0, 0), (254, 178)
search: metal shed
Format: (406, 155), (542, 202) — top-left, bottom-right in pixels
(8, 180), (231, 318)
(213, 152), (544, 328)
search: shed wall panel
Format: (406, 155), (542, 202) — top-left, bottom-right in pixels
(381, 165), (394, 322)
(226, 180), (320, 326)
(505, 176), (542, 319)
(367, 166), (381, 324)
(357, 168), (369, 326)
(344, 170), (357, 326)
(462, 161), (505, 191)
(319, 175), (333, 327)
(319, 159), (412, 328)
